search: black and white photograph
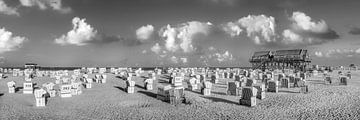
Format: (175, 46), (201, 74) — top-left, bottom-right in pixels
(0, 0), (360, 119)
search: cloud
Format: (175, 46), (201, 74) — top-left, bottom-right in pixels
(320, 48), (358, 58)
(201, 47), (235, 63)
(356, 48), (360, 54)
(159, 21), (213, 53)
(213, 51), (234, 62)
(142, 50), (147, 54)
(221, 22), (242, 37)
(223, 15), (276, 45)
(136, 25), (154, 42)
(55, 17), (98, 46)
(151, 43), (162, 54)
(0, 27), (27, 53)
(170, 56), (178, 63)
(95, 35), (142, 46)
(282, 11), (339, 45)
(19, 0), (71, 13)
(314, 51), (323, 57)
(290, 11), (328, 33)
(282, 29), (303, 44)
(208, 46), (216, 51)
(349, 27), (360, 35)
(0, 0), (19, 16)
(180, 57), (188, 63)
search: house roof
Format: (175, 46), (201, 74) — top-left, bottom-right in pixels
(252, 51), (270, 57)
(273, 49), (303, 56)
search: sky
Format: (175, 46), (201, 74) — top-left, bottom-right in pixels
(0, 0), (359, 67)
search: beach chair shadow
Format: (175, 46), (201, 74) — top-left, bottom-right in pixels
(201, 96), (238, 105)
(185, 89), (201, 95)
(15, 87), (23, 93)
(158, 79), (169, 83)
(211, 91), (227, 95)
(113, 86), (126, 92)
(0, 93), (3, 97)
(135, 84), (145, 89)
(278, 90), (301, 93)
(115, 76), (126, 80)
(137, 91), (157, 98)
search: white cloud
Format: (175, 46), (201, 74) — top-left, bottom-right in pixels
(0, 27), (27, 53)
(170, 56), (178, 63)
(180, 57), (188, 63)
(208, 46), (216, 51)
(222, 22), (242, 37)
(150, 43), (162, 54)
(224, 15), (276, 45)
(159, 21), (212, 53)
(55, 17), (98, 46)
(141, 50), (147, 54)
(0, 0), (19, 16)
(321, 48), (359, 58)
(290, 11), (328, 33)
(314, 51), (323, 57)
(136, 25), (154, 42)
(19, 0), (71, 13)
(214, 51), (234, 62)
(356, 48), (360, 54)
(282, 29), (303, 44)
(282, 11), (339, 45)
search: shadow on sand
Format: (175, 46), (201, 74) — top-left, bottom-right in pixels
(211, 91), (227, 95)
(135, 84), (145, 89)
(137, 91), (157, 98)
(15, 87), (23, 93)
(113, 86), (126, 92)
(278, 90), (300, 93)
(115, 76), (127, 80)
(0, 93), (3, 97)
(201, 96), (238, 105)
(185, 89), (202, 95)
(158, 79), (169, 83)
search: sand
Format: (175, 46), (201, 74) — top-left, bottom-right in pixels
(1, 70), (360, 120)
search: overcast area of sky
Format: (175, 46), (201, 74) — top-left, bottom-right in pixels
(0, 0), (359, 67)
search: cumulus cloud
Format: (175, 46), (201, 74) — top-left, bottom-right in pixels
(151, 43), (162, 54)
(0, 27), (27, 53)
(170, 56), (178, 63)
(136, 25), (154, 42)
(55, 17), (144, 46)
(320, 48), (358, 58)
(221, 22), (242, 37)
(314, 51), (323, 57)
(142, 50), (147, 54)
(349, 27), (360, 35)
(180, 57), (188, 63)
(55, 17), (98, 46)
(0, 0), (19, 16)
(208, 46), (216, 51)
(96, 35), (142, 46)
(290, 11), (328, 33)
(356, 48), (360, 54)
(282, 11), (339, 45)
(282, 29), (303, 44)
(201, 47), (235, 63)
(19, 0), (71, 13)
(213, 51), (234, 62)
(223, 15), (276, 45)
(159, 21), (213, 53)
